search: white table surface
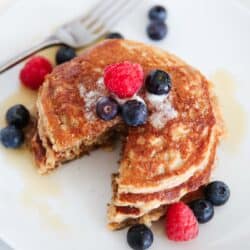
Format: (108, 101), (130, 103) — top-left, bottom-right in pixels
(0, 0), (249, 249)
(240, 0), (250, 7)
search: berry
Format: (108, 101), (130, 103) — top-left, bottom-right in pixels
(148, 5), (167, 22)
(122, 100), (148, 127)
(104, 61), (144, 98)
(56, 46), (76, 65)
(145, 70), (171, 95)
(106, 32), (124, 39)
(96, 97), (119, 121)
(189, 199), (214, 224)
(0, 126), (24, 148)
(127, 224), (153, 250)
(6, 104), (30, 129)
(166, 202), (199, 241)
(20, 56), (53, 90)
(205, 181), (230, 206)
(147, 21), (167, 41)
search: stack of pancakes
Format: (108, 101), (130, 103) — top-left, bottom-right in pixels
(30, 40), (224, 230)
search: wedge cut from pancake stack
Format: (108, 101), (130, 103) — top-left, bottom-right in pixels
(30, 39), (224, 230)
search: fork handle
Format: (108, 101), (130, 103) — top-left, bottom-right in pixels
(0, 36), (62, 74)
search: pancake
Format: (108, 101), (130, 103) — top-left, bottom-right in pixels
(30, 39), (224, 229)
(108, 132), (217, 230)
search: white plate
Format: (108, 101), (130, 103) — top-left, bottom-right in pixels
(0, 0), (250, 249)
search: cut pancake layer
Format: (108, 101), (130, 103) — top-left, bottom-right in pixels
(108, 134), (217, 230)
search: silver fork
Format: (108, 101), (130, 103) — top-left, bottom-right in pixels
(0, 0), (137, 73)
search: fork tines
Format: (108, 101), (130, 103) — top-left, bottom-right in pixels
(81, 0), (136, 35)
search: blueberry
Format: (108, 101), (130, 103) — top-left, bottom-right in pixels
(205, 181), (230, 206)
(122, 100), (148, 127)
(145, 70), (171, 95)
(0, 126), (24, 148)
(6, 104), (30, 129)
(96, 96), (119, 121)
(127, 224), (153, 250)
(147, 21), (167, 41)
(56, 46), (76, 65)
(189, 199), (214, 223)
(105, 32), (124, 39)
(148, 5), (167, 22)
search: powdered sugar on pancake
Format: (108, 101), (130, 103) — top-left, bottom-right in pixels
(78, 82), (103, 120)
(96, 77), (104, 89)
(146, 93), (177, 129)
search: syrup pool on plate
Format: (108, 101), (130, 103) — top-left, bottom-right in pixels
(211, 69), (247, 152)
(0, 63), (68, 231)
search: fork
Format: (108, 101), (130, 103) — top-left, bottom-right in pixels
(0, 0), (137, 73)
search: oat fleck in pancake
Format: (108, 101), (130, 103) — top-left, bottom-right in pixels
(30, 39), (224, 230)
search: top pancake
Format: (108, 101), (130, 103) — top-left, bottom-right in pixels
(34, 39), (223, 188)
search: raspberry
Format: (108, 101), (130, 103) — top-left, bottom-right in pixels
(165, 202), (199, 241)
(19, 56), (53, 90)
(104, 61), (144, 98)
